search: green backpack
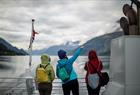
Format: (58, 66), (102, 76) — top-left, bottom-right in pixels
(57, 65), (70, 82)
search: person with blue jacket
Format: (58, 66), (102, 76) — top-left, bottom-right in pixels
(56, 46), (83, 95)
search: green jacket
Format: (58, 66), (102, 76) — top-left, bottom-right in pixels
(36, 54), (55, 83)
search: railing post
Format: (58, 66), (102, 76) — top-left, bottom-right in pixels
(26, 78), (34, 95)
(25, 68), (35, 95)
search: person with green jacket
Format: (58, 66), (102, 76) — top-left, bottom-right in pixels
(36, 54), (55, 95)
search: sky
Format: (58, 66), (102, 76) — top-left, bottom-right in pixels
(0, 0), (132, 50)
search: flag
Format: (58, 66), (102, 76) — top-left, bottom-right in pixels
(32, 29), (39, 42)
(29, 29), (39, 49)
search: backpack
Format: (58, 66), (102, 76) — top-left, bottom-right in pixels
(57, 65), (71, 82)
(36, 64), (49, 83)
(99, 72), (109, 86)
(87, 63), (100, 89)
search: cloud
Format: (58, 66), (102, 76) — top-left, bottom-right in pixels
(0, 0), (131, 50)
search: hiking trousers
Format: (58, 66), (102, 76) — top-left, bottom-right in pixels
(38, 82), (52, 95)
(62, 79), (79, 95)
(86, 83), (101, 95)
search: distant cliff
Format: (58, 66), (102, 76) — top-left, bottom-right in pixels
(79, 31), (123, 56)
(0, 37), (28, 55)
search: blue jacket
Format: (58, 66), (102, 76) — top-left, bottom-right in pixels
(56, 48), (81, 84)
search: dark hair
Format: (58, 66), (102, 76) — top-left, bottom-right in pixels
(58, 49), (67, 59)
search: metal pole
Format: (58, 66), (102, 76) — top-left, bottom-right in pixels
(29, 19), (35, 67)
(138, 6), (140, 34)
(131, 0), (140, 34)
(29, 45), (32, 67)
(131, 0), (140, 7)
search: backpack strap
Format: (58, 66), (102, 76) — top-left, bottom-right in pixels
(40, 64), (49, 69)
(44, 64), (49, 69)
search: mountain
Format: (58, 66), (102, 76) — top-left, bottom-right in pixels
(32, 41), (80, 55)
(0, 37), (28, 55)
(32, 31), (123, 56)
(79, 31), (123, 56)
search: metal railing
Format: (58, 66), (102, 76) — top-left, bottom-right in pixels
(0, 77), (88, 95)
(0, 77), (33, 95)
(0, 77), (107, 95)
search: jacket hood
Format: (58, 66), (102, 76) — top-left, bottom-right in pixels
(41, 54), (50, 65)
(57, 58), (68, 67)
(88, 50), (98, 60)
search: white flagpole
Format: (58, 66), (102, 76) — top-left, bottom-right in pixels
(25, 19), (35, 95)
(29, 19), (35, 67)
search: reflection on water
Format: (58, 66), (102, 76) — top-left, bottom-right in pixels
(0, 56), (12, 69)
(0, 56), (109, 78)
(0, 56), (11, 61)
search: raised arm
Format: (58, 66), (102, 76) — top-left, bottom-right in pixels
(68, 46), (83, 64)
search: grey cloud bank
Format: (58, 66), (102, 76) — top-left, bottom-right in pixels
(0, 0), (131, 50)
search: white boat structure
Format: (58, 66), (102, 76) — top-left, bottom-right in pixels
(102, 36), (140, 95)
(102, 0), (140, 95)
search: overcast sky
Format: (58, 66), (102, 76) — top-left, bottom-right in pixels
(0, 0), (132, 50)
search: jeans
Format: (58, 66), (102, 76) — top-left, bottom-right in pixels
(62, 79), (79, 95)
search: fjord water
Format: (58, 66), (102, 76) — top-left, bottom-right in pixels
(0, 56), (109, 78)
